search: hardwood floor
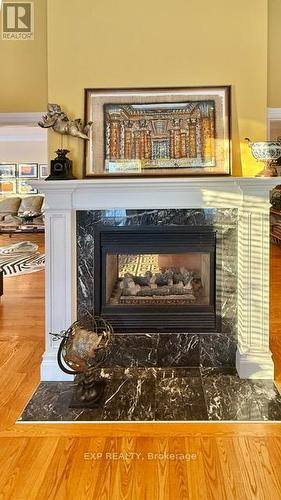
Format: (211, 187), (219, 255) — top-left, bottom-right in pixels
(0, 233), (45, 431)
(0, 233), (281, 499)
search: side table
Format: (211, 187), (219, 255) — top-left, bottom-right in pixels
(0, 225), (45, 237)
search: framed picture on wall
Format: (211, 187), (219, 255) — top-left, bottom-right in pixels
(84, 86), (231, 178)
(18, 163), (38, 179)
(17, 180), (38, 195)
(39, 164), (49, 179)
(0, 179), (17, 194)
(0, 164), (16, 178)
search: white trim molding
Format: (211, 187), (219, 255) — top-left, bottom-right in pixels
(0, 112), (44, 126)
(32, 177), (278, 381)
(0, 126), (47, 142)
(268, 108), (281, 120)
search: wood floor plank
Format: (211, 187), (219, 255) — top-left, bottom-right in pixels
(72, 437), (116, 500)
(200, 436), (228, 500)
(152, 437), (170, 500)
(92, 437), (123, 500)
(246, 436), (281, 499)
(233, 436), (270, 500)
(265, 436), (281, 493)
(216, 437), (248, 500)
(0, 438), (30, 499)
(110, 437), (139, 500)
(34, 438), (81, 500)
(0, 438), (58, 500)
(183, 436), (207, 500)
(168, 437), (191, 500)
(1, 422), (281, 438)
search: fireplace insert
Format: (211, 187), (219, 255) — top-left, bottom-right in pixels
(94, 226), (217, 333)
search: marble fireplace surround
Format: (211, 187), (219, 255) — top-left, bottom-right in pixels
(33, 177), (279, 381)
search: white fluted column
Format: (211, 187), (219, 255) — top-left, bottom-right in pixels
(236, 193), (274, 379)
(41, 188), (76, 380)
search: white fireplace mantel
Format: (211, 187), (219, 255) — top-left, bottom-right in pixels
(34, 177), (279, 211)
(32, 177), (280, 381)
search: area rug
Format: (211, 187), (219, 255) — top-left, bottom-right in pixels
(0, 241), (45, 277)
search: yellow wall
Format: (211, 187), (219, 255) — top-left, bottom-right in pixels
(47, 0), (268, 177)
(0, 0), (47, 112)
(268, 0), (281, 107)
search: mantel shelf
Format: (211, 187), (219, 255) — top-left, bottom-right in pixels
(30, 176), (280, 212)
(31, 176), (281, 190)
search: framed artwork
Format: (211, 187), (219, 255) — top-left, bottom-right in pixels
(18, 163), (38, 179)
(0, 179), (17, 194)
(17, 180), (38, 195)
(0, 164), (16, 178)
(39, 164), (49, 179)
(84, 87), (231, 178)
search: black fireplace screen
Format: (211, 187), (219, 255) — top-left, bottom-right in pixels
(95, 226), (217, 333)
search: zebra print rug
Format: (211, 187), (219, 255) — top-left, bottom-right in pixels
(0, 241), (45, 277)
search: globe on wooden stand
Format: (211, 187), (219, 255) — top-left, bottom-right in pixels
(51, 318), (114, 408)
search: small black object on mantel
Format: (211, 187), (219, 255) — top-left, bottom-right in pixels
(45, 149), (77, 181)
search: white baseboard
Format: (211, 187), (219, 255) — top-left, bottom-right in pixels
(236, 347), (274, 379)
(40, 352), (74, 381)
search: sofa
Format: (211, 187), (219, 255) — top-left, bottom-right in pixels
(0, 195), (44, 227)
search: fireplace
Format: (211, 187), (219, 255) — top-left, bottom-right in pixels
(95, 226), (217, 332)
(35, 177), (277, 380)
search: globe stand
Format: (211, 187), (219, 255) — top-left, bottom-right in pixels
(69, 373), (106, 409)
(52, 317), (114, 410)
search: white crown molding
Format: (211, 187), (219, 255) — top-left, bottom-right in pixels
(0, 112), (45, 126)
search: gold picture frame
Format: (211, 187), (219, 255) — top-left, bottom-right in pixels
(0, 179), (17, 194)
(84, 86), (231, 178)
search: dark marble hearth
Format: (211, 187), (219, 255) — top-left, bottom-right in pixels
(19, 368), (281, 422)
(104, 334), (158, 367)
(200, 335), (237, 367)
(157, 334), (200, 366)
(22, 208), (267, 422)
(201, 368), (281, 421)
(155, 375), (208, 420)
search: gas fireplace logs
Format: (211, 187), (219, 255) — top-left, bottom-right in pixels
(109, 267), (203, 305)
